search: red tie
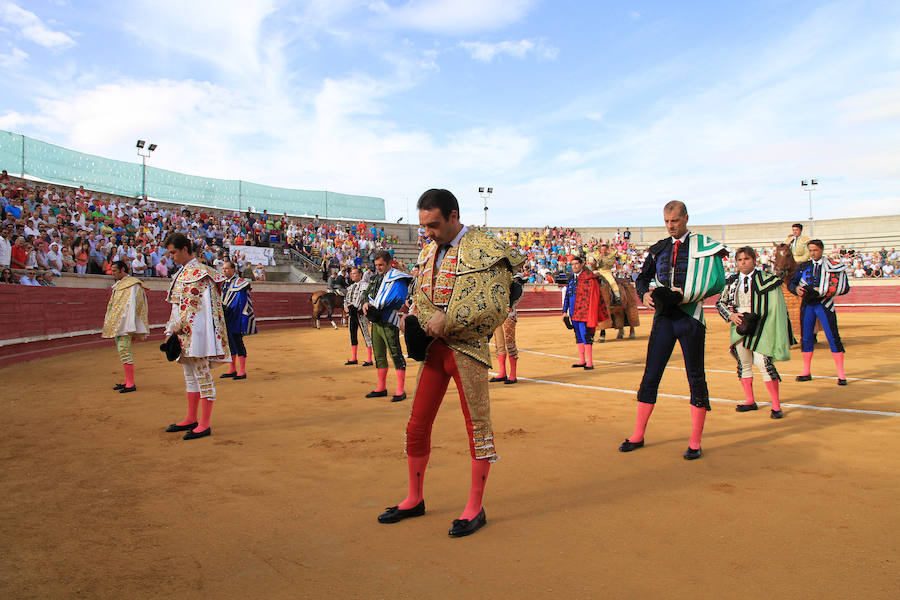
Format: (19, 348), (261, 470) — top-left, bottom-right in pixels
(671, 239), (682, 266)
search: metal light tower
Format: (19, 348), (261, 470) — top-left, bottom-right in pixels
(478, 186), (492, 227)
(136, 140), (157, 201)
(800, 179), (818, 236)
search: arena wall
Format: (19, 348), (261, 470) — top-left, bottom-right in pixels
(3, 277), (897, 367)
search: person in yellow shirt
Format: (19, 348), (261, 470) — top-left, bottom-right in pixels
(783, 223), (810, 262)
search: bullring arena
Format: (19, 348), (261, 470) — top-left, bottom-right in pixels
(2, 274), (899, 598)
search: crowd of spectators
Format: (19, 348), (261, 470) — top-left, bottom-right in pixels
(0, 172), (400, 285)
(490, 226), (643, 284)
(286, 219), (400, 280)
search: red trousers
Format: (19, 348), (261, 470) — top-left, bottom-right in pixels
(405, 339), (497, 462)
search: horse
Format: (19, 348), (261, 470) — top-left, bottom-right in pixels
(773, 243), (816, 343)
(311, 291), (345, 329)
(597, 277), (640, 341)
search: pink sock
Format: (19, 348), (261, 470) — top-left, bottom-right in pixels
(509, 356), (518, 380)
(375, 368), (388, 392)
(765, 380), (781, 411)
(577, 342), (585, 365)
(123, 363), (135, 388)
(496, 354), (507, 378)
(398, 454), (429, 510)
(226, 356), (236, 375)
(689, 405), (706, 450)
(177, 392), (200, 426)
(629, 402), (654, 443)
(195, 398), (213, 432)
(801, 351), (813, 376)
(395, 369), (406, 395)
(585, 344), (594, 367)
(740, 377), (755, 404)
(367, 347), (373, 362)
(460, 459), (491, 521)
(237, 356), (246, 376)
(350, 345), (358, 361)
(832, 352), (846, 379)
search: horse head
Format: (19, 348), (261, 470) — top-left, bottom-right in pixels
(773, 244), (797, 280)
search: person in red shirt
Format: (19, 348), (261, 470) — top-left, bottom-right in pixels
(10, 236), (27, 269)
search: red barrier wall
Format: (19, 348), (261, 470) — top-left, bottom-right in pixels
(1, 282), (897, 367)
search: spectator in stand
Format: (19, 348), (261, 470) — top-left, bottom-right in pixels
(10, 236), (27, 270)
(19, 268), (40, 286)
(1, 267), (16, 284)
(0, 225), (11, 268)
(40, 271), (56, 286)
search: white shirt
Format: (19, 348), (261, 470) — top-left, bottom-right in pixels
(435, 225), (468, 271)
(0, 235), (10, 266)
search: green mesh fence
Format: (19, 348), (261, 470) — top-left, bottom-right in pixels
(0, 130), (385, 220)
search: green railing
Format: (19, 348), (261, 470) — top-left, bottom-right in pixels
(0, 130), (385, 220)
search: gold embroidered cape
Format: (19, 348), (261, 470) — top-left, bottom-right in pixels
(416, 229), (525, 366)
(102, 276), (149, 339)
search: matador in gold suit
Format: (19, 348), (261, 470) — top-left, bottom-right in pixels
(377, 188), (523, 538)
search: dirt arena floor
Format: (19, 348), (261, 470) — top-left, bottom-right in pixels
(2, 313), (899, 599)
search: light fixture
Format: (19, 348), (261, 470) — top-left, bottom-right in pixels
(148, 143), (158, 152)
(478, 187), (485, 193)
(136, 140), (145, 149)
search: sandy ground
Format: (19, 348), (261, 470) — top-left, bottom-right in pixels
(2, 314), (899, 599)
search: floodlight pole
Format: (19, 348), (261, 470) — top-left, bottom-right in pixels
(136, 141), (156, 201)
(800, 179), (818, 236)
(478, 186), (492, 228)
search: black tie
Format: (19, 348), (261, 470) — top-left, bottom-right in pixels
(742, 276), (749, 294)
(812, 262), (820, 283)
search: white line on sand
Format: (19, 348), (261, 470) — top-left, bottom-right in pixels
(518, 349), (900, 385)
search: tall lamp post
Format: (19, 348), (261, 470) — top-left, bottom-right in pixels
(800, 179), (818, 236)
(136, 140), (157, 201)
(478, 186), (492, 228)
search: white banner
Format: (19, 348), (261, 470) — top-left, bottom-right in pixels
(229, 245), (276, 267)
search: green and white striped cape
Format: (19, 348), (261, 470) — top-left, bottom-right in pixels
(654, 233), (727, 324)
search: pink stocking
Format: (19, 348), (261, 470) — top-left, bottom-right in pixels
(398, 455), (430, 510)
(689, 405), (706, 450)
(225, 356), (236, 375)
(801, 351), (813, 376)
(237, 356), (246, 376)
(350, 345), (358, 362)
(509, 356), (518, 380)
(740, 377), (755, 404)
(576, 342), (585, 365)
(832, 352), (846, 379)
(195, 398), (213, 433)
(629, 402), (654, 443)
(123, 363), (135, 388)
(375, 368), (388, 392)
(395, 369), (406, 395)
(764, 380), (781, 411)
(177, 392), (200, 426)
(496, 354), (507, 378)
(585, 344), (594, 367)
(460, 459), (491, 521)
(366, 347), (373, 362)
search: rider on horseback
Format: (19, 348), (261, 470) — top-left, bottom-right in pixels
(597, 243), (621, 305)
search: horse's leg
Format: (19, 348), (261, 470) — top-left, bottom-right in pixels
(629, 326), (636, 339)
(599, 329), (606, 343)
(617, 327), (624, 339)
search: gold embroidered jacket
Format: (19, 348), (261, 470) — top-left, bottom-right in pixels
(102, 276), (149, 339)
(416, 229), (525, 366)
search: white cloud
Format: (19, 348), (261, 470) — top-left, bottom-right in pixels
(0, 2), (75, 49)
(0, 45), (27, 69)
(373, 0), (537, 34)
(459, 38), (558, 62)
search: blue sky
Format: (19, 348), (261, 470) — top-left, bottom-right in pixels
(1, 0), (899, 226)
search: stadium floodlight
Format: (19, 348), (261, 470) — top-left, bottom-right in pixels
(136, 140), (158, 201)
(478, 186), (493, 228)
(800, 178), (819, 236)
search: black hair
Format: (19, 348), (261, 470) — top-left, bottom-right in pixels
(163, 232), (193, 253)
(792, 223), (803, 231)
(416, 189), (459, 220)
(374, 250), (392, 264)
(735, 246), (757, 261)
(807, 239), (824, 249)
(113, 260), (129, 272)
